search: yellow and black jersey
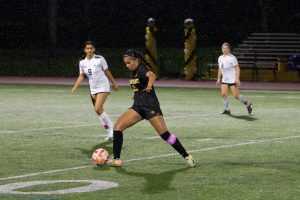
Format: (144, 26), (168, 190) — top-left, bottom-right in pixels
(129, 64), (160, 107)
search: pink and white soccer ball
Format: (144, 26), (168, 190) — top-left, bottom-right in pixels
(92, 148), (110, 166)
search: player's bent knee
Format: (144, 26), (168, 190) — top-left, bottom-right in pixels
(113, 124), (124, 132)
(95, 108), (103, 115)
(222, 94), (227, 98)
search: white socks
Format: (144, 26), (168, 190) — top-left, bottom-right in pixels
(239, 95), (250, 106)
(99, 111), (113, 137)
(223, 98), (229, 110)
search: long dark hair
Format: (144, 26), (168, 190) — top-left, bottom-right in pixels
(77, 41), (100, 67)
(123, 49), (155, 73)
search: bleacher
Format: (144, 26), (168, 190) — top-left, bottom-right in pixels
(208, 33), (300, 81)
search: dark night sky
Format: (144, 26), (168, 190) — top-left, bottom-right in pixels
(1, 0), (299, 49)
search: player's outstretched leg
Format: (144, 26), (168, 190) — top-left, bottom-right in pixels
(238, 95), (253, 114)
(160, 131), (195, 167)
(230, 86), (253, 115)
(108, 131), (123, 167)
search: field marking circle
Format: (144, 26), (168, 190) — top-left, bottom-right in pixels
(0, 180), (118, 195)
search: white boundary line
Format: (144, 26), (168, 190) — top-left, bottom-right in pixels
(125, 135), (300, 162)
(0, 124), (98, 134)
(0, 114), (206, 134)
(0, 135), (299, 181)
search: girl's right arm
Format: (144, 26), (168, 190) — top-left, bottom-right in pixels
(71, 74), (85, 94)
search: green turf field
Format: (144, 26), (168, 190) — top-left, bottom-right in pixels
(0, 84), (299, 200)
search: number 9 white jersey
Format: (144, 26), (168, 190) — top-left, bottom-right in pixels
(79, 54), (110, 94)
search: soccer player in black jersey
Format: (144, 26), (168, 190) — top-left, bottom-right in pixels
(109, 49), (195, 167)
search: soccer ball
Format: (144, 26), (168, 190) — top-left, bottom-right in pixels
(92, 148), (110, 166)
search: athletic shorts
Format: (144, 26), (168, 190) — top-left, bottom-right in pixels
(221, 82), (236, 86)
(130, 104), (163, 120)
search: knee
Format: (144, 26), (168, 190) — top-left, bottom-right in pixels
(221, 94), (227, 99)
(113, 123), (124, 132)
(234, 94), (240, 99)
(95, 107), (103, 115)
(157, 127), (168, 135)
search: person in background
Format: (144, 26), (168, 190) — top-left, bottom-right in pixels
(71, 41), (119, 140)
(216, 42), (253, 114)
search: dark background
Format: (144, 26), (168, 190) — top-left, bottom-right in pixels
(1, 0), (300, 49)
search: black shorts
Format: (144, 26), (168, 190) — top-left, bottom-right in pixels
(221, 82), (236, 87)
(130, 104), (163, 120)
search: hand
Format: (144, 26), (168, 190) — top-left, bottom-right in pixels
(143, 85), (152, 93)
(216, 79), (221, 86)
(235, 79), (241, 88)
(71, 87), (77, 94)
(112, 83), (119, 91)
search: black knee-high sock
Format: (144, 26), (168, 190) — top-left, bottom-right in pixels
(113, 131), (123, 159)
(160, 131), (189, 158)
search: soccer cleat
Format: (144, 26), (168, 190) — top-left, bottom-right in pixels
(104, 129), (114, 141)
(108, 158), (123, 167)
(220, 109), (231, 114)
(104, 134), (113, 141)
(185, 155), (196, 167)
(247, 104), (253, 114)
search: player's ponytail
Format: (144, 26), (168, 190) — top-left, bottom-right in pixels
(123, 49), (155, 73)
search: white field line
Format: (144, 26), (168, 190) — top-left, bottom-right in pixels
(197, 138), (212, 142)
(0, 124), (99, 134)
(0, 135), (299, 181)
(144, 136), (160, 140)
(241, 90), (300, 94)
(0, 114), (206, 134)
(125, 135), (300, 162)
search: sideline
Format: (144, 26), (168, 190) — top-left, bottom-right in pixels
(1, 77), (299, 91)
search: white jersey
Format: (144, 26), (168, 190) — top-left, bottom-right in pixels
(218, 54), (238, 84)
(79, 54), (110, 94)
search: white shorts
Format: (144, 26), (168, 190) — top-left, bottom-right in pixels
(89, 78), (110, 94)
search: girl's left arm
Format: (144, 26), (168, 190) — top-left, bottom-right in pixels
(104, 69), (119, 91)
(235, 64), (241, 87)
(144, 71), (156, 92)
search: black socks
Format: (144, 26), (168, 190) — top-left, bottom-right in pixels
(160, 131), (189, 158)
(113, 131), (123, 159)
(113, 130), (189, 160)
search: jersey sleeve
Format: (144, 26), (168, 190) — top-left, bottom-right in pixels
(138, 65), (150, 78)
(232, 56), (238, 67)
(100, 57), (108, 70)
(79, 62), (84, 74)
